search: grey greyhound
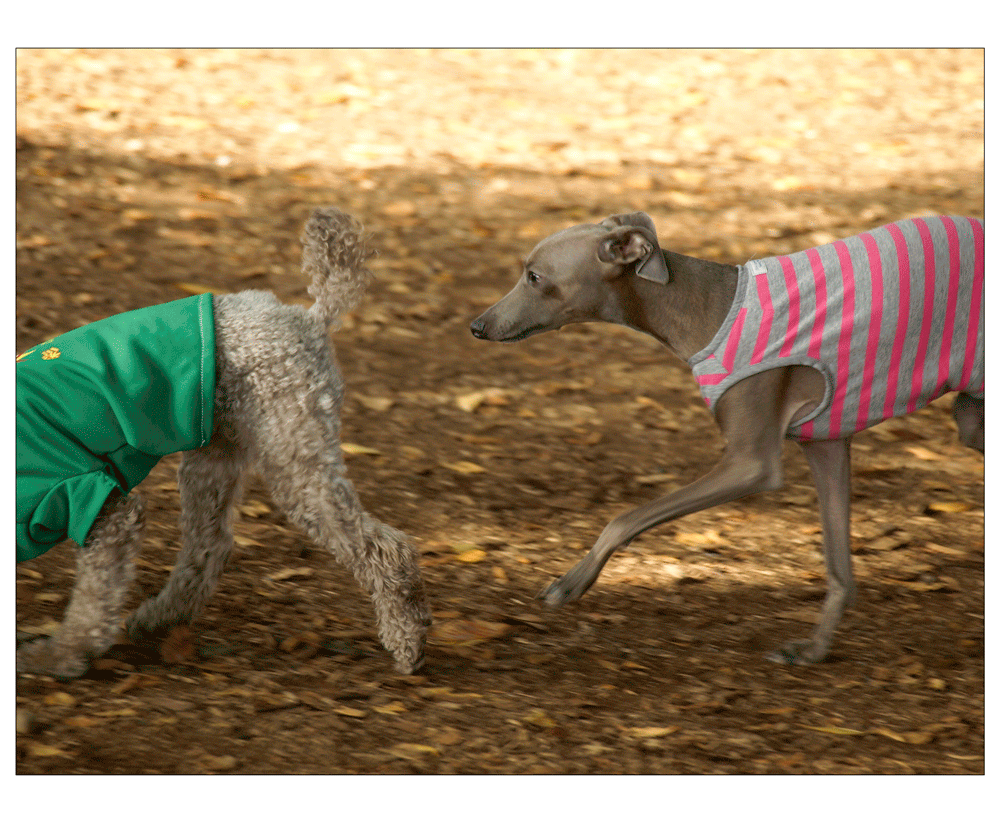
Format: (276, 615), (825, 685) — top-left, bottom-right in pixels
(470, 211), (984, 664)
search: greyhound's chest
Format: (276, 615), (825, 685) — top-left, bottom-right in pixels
(688, 216), (984, 441)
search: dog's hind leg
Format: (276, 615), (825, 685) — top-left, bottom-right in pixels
(953, 392), (984, 454)
(18, 490), (144, 678)
(770, 437), (856, 665)
(246, 379), (431, 673)
(125, 442), (246, 645)
(262, 453), (431, 673)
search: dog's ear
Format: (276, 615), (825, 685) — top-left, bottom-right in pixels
(599, 211), (658, 234)
(597, 212), (670, 284)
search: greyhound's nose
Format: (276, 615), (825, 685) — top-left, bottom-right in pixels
(470, 317), (489, 339)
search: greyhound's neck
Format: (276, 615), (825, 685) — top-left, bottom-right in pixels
(615, 250), (739, 362)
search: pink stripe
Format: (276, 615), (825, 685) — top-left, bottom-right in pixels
(909, 218), (937, 413)
(777, 256), (801, 358)
(960, 218), (984, 388)
(805, 248), (828, 360)
(797, 248), (829, 440)
(827, 241), (856, 437)
(721, 308), (747, 373)
(855, 233), (884, 431)
(933, 217), (962, 395)
(882, 223), (912, 419)
(698, 374), (727, 386)
(750, 274), (774, 365)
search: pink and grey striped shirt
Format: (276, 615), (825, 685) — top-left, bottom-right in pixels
(689, 216), (984, 441)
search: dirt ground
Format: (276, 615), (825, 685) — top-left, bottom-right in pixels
(15, 49), (984, 776)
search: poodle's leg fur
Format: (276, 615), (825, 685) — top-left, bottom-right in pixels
(257, 439), (431, 674)
(17, 491), (144, 678)
(237, 340), (431, 673)
(125, 442), (246, 644)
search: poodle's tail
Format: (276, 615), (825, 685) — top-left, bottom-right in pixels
(300, 206), (374, 328)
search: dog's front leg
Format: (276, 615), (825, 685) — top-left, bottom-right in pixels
(17, 492), (143, 679)
(126, 445), (245, 646)
(540, 449), (783, 605)
(541, 373), (792, 606)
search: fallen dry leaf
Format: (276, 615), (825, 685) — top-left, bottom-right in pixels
(903, 731), (935, 745)
(922, 542), (969, 557)
(523, 708), (557, 729)
(161, 114), (209, 130)
(18, 618), (62, 636)
(635, 473), (677, 485)
(381, 200), (418, 218)
(26, 742), (70, 758)
(926, 501), (977, 514)
(63, 715), (102, 728)
(237, 500), (272, 518)
(374, 701), (408, 715)
(177, 207), (221, 221)
(887, 578), (958, 593)
(455, 388), (509, 413)
(175, 282), (223, 294)
(201, 754), (238, 772)
(430, 619), (515, 646)
(387, 743), (440, 761)
(675, 530), (726, 547)
(93, 708), (138, 718)
(341, 442), (382, 457)
(254, 693), (300, 712)
(267, 567), (314, 582)
(771, 175), (808, 191)
(356, 395), (395, 412)
(436, 729), (464, 746)
(279, 632), (320, 654)
(159, 624), (197, 665)
(625, 726), (680, 739)
(906, 446), (944, 461)
(803, 726), (866, 736)
(417, 686), (454, 698)
(110, 674), (144, 695)
(440, 460), (487, 475)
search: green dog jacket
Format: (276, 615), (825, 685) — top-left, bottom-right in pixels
(16, 293), (216, 562)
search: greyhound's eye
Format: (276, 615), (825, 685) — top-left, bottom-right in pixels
(526, 270), (541, 285)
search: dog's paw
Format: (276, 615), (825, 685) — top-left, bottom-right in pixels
(538, 572), (589, 607)
(395, 652), (426, 675)
(766, 638), (828, 666)
(16, 637), (91, 680)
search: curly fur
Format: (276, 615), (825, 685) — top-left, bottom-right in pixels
(301, 207), (374, 329)
(17, 207), (430, 678)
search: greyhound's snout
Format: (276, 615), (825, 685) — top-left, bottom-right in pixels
(470, 315), (490, 340)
